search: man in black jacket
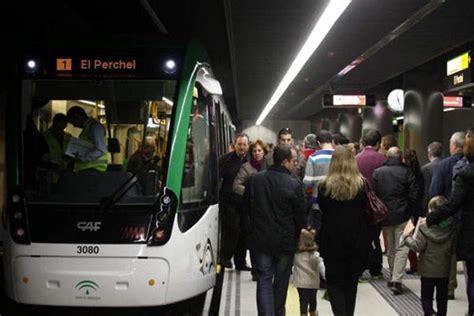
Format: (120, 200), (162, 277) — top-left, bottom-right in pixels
(373, 147), (418, 295)
(243, 145), (306, 316)
(219, 133), (250, 270)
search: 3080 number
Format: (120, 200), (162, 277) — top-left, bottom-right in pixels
(76, 245), (100, 254)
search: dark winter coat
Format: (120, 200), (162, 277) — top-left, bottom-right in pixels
(317, 185), (369, 275)
(243, 165), (306, 255)
(372, 158), (418, 226)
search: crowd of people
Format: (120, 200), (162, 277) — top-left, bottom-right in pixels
(218, 127), (474, 316)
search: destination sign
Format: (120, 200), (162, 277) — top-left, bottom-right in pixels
(443, 95), (472, 108)
(323, 94), (375, 107)
(447, 51), (470, 76)
(23, 48), (183, 79)
(57, 58), (137, 71)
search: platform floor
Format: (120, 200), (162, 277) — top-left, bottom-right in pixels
(204, 260), (468, 315)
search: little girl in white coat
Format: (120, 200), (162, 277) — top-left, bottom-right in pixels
(293, 229), (326, 316)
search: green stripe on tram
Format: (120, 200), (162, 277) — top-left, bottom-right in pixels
(165, 39), (209, 201)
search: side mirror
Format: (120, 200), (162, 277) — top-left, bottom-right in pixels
(196, 67), (223, 96)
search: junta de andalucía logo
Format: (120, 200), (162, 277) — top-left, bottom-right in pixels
(75, 280), (100, 295)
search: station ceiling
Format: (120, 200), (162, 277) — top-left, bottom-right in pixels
(2, 0), (474, 123)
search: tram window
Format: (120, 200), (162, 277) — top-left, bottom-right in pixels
(21, 79), (176, 203)
(181, 85), (211, 206)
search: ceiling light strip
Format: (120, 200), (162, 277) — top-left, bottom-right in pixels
(256, 0), (351, 125)
(287, 0), (445, 117)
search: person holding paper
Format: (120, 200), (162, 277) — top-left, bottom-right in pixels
(66, 106), (108, 172)
(401, 196), (455, 316)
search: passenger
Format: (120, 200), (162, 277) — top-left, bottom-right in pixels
(429, 131), (465, 299)
(379, 134), (397, 156)
(347, 142), (360, 156)
(430, 131), (465, 199)
(233, 139), (269, 281)
(303, 130), (334, 230)
(296, 133), (317, 180)
(403, 149), (425, 275)
(233, 139), (269, 196)
(219, 133), (250, 270)
(373, 146), (418, 295)
(243, 144), (305, 316)
(317, 145), (369, 316)
(265, 127), (294, 169)
(38, 113), (73, 181)
(293, 229), (325, 316)
(355, 129), (385, 281)
(421, 142), (443, 212)
(127, 136), (161, 193)
(331, 132), (349, 146)
(427, 128), (474, 315)
(66, 106), (108, 172)
(402, 196), (455, 316)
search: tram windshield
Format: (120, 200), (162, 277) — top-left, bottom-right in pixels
(21, 79), (176, 204)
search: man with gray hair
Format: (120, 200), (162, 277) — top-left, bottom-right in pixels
(421, 142), (443, 211)
(373, 146), (418, 295)
(429, 132), (465, 300)
(430, 132), (465, 199)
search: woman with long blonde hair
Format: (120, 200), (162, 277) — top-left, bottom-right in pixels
(317, 145), (369, 316)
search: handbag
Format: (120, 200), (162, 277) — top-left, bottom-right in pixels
(363, 178), (388, 225)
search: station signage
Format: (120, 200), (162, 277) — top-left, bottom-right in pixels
(447, 52), (470, 76)
(443, 95), (472, 108)
(323, 94), (375, 107)
(23, 48), (183, 79)
(446, 51), (473, 91)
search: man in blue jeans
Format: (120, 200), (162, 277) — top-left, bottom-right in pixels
(243, 144), (306, 315)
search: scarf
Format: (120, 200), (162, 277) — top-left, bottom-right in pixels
(250, 158), (264, 171)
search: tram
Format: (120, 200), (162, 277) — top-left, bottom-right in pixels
(2, 38), (234, 309)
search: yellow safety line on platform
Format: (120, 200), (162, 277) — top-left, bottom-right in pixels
(286, 282), (300, 315)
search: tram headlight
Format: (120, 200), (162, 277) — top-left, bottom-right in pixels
(163, 59), (177, 74)
(25, 59), (39, 74)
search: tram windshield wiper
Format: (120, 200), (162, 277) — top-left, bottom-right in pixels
(99, 156), (160, 213)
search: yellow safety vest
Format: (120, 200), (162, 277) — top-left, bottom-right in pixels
(74, 118), (108, 172)
(42, 130), (71, 166)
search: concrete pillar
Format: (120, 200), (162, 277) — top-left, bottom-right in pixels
(402, 69), (444, 164)
(340, 112), (363, 142)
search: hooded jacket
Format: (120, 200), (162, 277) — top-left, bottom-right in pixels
(403, 221), (455, 278)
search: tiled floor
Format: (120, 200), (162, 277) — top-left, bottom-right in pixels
(204, 261), (468, 315)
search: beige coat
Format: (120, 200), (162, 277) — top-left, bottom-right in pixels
(292, 251), (322, 289)
(233, 162), (258, 196)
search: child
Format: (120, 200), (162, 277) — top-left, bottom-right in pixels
(293, 229), (325, 316)
(401, 196), (455, 316)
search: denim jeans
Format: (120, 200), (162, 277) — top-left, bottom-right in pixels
(254, 251), (294, 316)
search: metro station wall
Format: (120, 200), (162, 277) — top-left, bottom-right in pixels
(241, 120), (311, 146)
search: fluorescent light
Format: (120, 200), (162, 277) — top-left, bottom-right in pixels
(78, 100), (97, 106)
(256, 0), (351, 125)
(443, 108), (456, 112)
(162, 97), (174, 106)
